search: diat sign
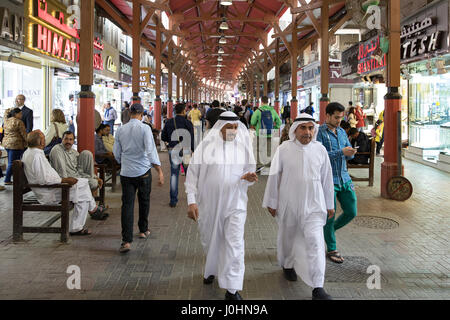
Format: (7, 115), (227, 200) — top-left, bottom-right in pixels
(29, 0), (103, 70)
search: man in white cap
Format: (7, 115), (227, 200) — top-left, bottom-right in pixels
(262, 113), (334, 300)
(185, 111), (257, 300)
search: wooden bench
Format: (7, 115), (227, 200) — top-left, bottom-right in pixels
(12, 160), (73, 242)
(94, 164), (106, 206)
(347, 138), (376, 186)
(96, 155), (120, 192)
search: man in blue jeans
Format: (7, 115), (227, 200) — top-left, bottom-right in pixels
(161, 103), (194, 208)
(113, 103), (164, 253)
(316, 102), (358, 264)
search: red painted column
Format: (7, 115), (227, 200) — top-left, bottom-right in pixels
(381, 89), (403, 198)
(319, 94), (329, 124)
(77, 0), (94, 154)
(154, 97), (162, 130)
(167, 99), (173, 119)
(77, 88), (95, 154)
(274, 100), (280, 115)
(290, 99), (298, 120)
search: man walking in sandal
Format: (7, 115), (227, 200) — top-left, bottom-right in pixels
(316, 102), (358, 264)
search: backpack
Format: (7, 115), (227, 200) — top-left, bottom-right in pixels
(304, 106), (314, 116)
(283, 106), (290, 118)
(260, 109), (274, 134)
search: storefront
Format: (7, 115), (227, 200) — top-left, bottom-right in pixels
(400, 0), (450, 169)
(298, 60), (354, 121)
(119, 53), (133, 104)
(0, 0), (27, 124)
(92, 40), (121, 123)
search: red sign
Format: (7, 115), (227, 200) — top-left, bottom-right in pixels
(33, 23), (78, 62)
(30, 0), (103, 70)
(357, 36), (386, 75)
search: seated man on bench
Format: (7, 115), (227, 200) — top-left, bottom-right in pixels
(347, 127), (370, 165)
(22, 130), (106, 235)
(49, 130), (108, 220)
(95, 124), (117, 165)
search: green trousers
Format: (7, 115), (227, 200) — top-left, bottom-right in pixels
(324, 180), (357, 252)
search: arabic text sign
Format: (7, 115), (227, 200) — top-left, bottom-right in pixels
(401, 17), (440, 60)
(140, 68), (150, 88)
(400, 0), (448, 62)
(341, 43), (359, 77)
(357, 36), (386, 75)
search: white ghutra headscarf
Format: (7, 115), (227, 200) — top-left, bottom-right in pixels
(288, 112), (319, 142)
(191, 111), (256, 166)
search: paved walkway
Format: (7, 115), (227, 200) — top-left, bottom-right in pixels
(0, 151), (448, 300)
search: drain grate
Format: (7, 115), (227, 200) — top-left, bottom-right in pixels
(352, 216), (399, 229)
(325, 256), (388, 283)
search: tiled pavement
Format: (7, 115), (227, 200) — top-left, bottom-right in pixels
(0, 151), (449, 300)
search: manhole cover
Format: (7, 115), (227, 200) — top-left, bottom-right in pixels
(352, 216), (399, 229)
(325, 256), (388, 283)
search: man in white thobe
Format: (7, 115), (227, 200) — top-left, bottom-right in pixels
(262, 113), (335, 300)
(185, 111), (257, 300)
(22, 130), (102, 235)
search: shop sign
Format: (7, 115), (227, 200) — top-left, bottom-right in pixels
(93, 37), (103, 71)
(400, 1), (448, 62)
(329, 62), (354, 84)
(300, 61), (320, 87)
(29, 0), (79, 63)
(401, 18), (440, 60)
(357, 35), (386, 75)
(28, 0), (104, 69)
(341, 43), (359, 76)
(140, 67), (149, 88)
(296, 68), (302, 85)
(0, 5), (24, 51)
(106, 56), (117, 73)
(120, 54), (132, 83)
(100, 40), (119, 80)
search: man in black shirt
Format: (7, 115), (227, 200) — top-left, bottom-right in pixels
(347, 128), (370, 164)
(161, 103), (195, 207)
(205, 100), (226, 129)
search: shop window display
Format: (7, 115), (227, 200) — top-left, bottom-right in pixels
(0, 61), (44, 130)
(408, 70), (450, 160)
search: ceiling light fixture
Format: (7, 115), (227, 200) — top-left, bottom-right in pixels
(217, 56), (223, 61)
(219, 36), (227, 44)
(218, 47), (225, 54)
(220, 0), (233, 6)
(219, 21), (229, 30)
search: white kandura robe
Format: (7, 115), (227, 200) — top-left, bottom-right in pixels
(262, 139), (334, 288)
(22, 148), (96, 233)
(185, 139), (256, 291)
